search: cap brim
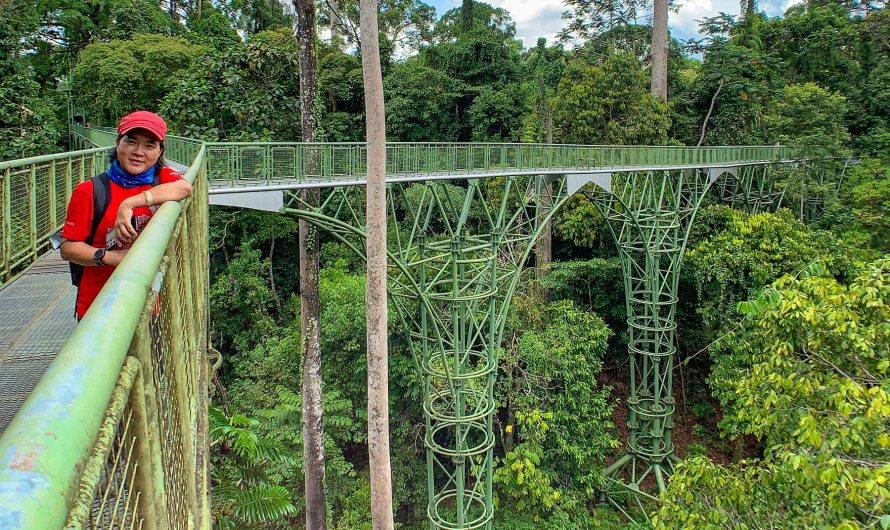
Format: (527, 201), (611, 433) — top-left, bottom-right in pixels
(119, 124), (165, 141)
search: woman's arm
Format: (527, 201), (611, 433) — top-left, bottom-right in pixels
(115, 179), (193, 244)
(60, 240), (127, 267)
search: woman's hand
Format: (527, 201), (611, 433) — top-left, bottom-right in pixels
(114, 199), (138, 245)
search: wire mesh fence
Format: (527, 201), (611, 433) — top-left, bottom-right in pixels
(0, 148), (106, 282)
(203, 143), (792, 188)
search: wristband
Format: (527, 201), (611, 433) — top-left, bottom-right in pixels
(144, 190), (154, 207)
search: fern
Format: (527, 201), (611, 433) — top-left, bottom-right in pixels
(231, 484), (297, 525)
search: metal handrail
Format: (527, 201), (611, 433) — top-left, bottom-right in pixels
(0, 145), (210, 529)
(0, 146), (108, 281)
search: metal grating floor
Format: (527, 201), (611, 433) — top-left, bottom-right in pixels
(0, 251), (77, 434)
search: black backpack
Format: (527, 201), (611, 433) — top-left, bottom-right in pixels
(68, 171), (159, 286)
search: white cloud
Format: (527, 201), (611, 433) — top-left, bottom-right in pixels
(487, 0), (566, 46)
(434, 0), (794, 49)
(670, 0), (740, 40)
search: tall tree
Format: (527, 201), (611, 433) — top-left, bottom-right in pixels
(321, 0), (436, 55)
(295, 0), (327, 526)
(528, 38), (561, 276)
(651, 0), (668, 101)
(461, 0), (473, 31)
(359, 0), (394, 527)
(559, 0), (650, 42)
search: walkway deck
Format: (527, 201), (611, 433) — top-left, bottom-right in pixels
(0, 251), (76, 434)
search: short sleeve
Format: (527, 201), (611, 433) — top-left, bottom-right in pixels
(159, 166), (183, 184)
(61, 181), (94, 243)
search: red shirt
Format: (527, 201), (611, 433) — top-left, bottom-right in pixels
(62, 166), (182, 319)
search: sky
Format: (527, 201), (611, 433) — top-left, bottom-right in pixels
(426, 0), (803, 48)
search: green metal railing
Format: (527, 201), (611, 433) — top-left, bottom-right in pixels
(0, 145), (211, 529)
(0, 148), (108, 281)
(70, 125), (791, 189)
(204, 143), (791, 188)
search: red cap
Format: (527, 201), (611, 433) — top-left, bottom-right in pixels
(117, 111), (167, 142)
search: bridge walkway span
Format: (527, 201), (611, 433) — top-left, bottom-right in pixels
(0, 251), (75, 435)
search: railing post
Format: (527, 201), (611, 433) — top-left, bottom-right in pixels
(2, 168), (9, 280)
(131, 288), (171, 528)
(191, 171), (211, 527)
(48, 162), (58, 233)
(29, 164), (38, 264)
(66, 158), (73, 206)
(177, 206), (205, 526)
(129, 361), (162, 530)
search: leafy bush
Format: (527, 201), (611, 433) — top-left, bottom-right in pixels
(500, 298), (619, 499)
(656, 257), (890, 529)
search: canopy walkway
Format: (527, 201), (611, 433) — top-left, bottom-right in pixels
(0, 125), (840, 529)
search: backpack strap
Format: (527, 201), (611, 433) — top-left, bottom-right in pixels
(86, 172), (111, 246)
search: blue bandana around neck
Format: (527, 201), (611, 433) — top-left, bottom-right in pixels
(108, 160), (156, 188)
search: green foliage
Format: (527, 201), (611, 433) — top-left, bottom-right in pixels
(538, 258), (626, 350)
(0, 67), (63, 160)
(468, 83), (531, 141)
(0, 0), (63, 160)
(775, 3), (861, 100)
(318, 43), (365, 141)
(656, 257), (890, 529)
(686, 208), (863, 333)
(162, 28), (301, 140)
(435, 1), (516, 40)
(559, 0), (650, 42)
(384, 59), (464, 141)
(220, 0), (293, 36)
(493, 410), (561, 518)
(501, 298), (618, 498)
(553, 52), (672, 145)
(105, 0), (184, 40)
(210, 242), (283, 355)
(209, 406), (298, 529)
(72, 34), (204, 124)
(841, 157), (890, 251)
(427, 24), (520, 86)
(187, 4), (242, 50)
(321, 0), (436, 55)
(766, 82), (851, 157)
(679, 32), (778, 145)
(551, 193), (608, 250)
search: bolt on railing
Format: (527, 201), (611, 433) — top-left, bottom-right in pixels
(0, 145), (211, 530)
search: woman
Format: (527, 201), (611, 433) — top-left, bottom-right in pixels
(60, 111), (193, 320)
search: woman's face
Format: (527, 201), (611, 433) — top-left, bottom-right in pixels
(116, 129), (162, 174)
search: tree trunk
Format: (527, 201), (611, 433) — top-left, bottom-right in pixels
(651, 0), (669, 102)
(295, 0), (327, 526)
(535, 180), (552, 279)
(535, 78), (553, 280)
(359, 0), (395, 527)
(329, 0), (340, 42)
(461, 0), (474, 31)
(698, 78), (725, 147)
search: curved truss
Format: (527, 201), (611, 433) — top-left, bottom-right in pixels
(284, 176), (566, 530)
(280, 162), (799, 528)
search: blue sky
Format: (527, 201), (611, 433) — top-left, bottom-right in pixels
(426, 0), (801, 48)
